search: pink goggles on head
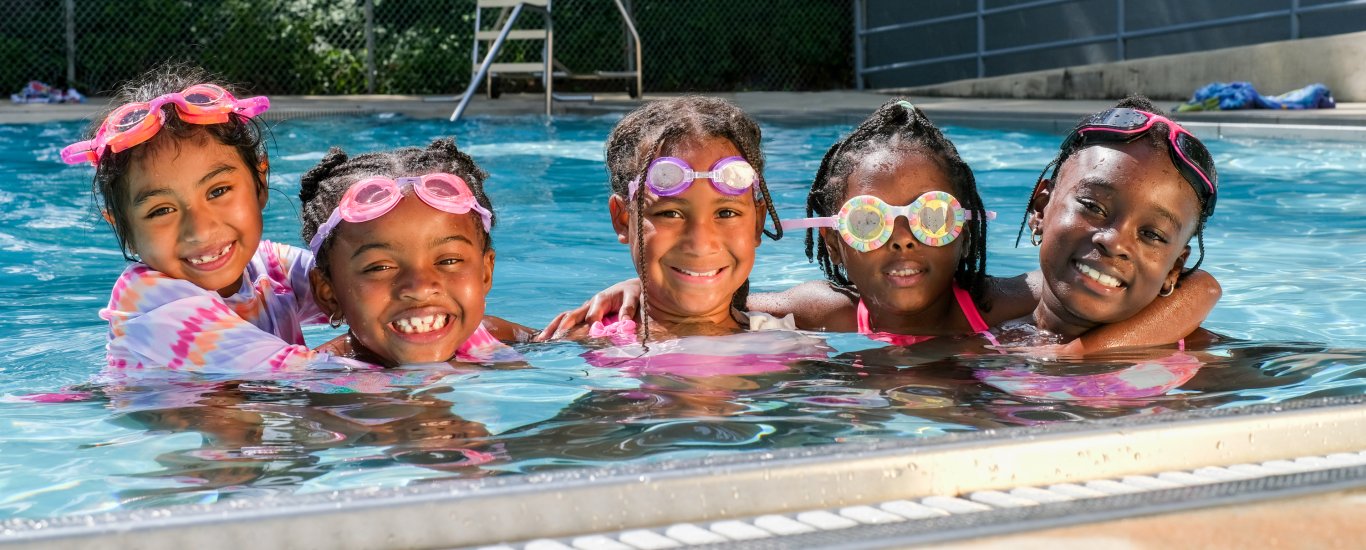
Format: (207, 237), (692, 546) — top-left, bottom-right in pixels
(308, 173), (493, 255)
(61, 84), (270, 165)
(627, 156), (758, 199)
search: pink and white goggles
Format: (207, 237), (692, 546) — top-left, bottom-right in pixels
(627, 156), (758, 198)
(309, 173), (492, 254)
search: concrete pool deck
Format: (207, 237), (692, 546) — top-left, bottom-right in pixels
(7, 90), (1366, 140)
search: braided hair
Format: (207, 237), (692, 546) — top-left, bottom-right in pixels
(299, 137), (496, 275)
(603, 96), (781, 341)
(804, 99), (991, 310)
(90, 62), (269, 261)
(1018, 95), (1213, 274)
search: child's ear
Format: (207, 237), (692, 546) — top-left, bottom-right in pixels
(608, 195), (631, 245)
(1164, 245), (1192, 295)
(1026, 179), (1053, 235)
(309, 268), (341, 318)
(256, 161), (270, 209)
(481, 249), (496, 294)
(102, 210), (134, 254)
(819, 228), (844, 266)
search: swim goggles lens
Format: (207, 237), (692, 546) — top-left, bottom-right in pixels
(112, 106), (153, 132)
(421, 176), (468, 199)
(712, 159), (757, 193)
(842, 198), (889, 244)
(647, 159), (690, 194)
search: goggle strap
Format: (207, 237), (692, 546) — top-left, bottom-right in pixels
(780, 216), (838, 230)
(309, 209), (345, 255)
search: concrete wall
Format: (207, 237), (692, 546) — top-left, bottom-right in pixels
(886, 31), (1366, 102)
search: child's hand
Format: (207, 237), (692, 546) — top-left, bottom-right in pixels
(316, 334), (353, 356)
(535, 278), (642, 341)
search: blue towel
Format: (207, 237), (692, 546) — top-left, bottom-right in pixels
(1176, 82), (1335, 111)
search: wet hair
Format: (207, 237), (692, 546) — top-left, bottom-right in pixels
(804, 99), (991, 310)
(1019, 95), (1214, 274)
(299, 137), (496, 276)
(89, 63), (269, 261)
(604, 96), (781, 340)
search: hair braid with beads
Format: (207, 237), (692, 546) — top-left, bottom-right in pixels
(604, 96), (781, 342)
(803, 99), (992, 311)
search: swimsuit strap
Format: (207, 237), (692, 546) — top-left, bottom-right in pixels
(952, 284), (991, 333)
(855, 299), (873, 334)
(458, 323), (501, 353)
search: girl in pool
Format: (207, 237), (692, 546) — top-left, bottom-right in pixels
(1008, 96), (1219, 345)
(66, 64), (325, 371)
(561, 95), (795, 343)
(299, 138), (527, 367)
(546, 99), (1218, 352)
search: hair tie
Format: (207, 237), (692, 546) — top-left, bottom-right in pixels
(896, 100), (915, 111)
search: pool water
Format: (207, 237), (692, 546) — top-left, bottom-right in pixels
(1, 115), (1364, 519)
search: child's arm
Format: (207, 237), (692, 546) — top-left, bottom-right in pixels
(1065, 269), (1222, 353)
(535, 278), (859, 340)
(482, 315), (537, 343)
(745, 280), (858, 332)
(103, 266), (322, 372)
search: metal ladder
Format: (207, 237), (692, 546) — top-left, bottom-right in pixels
(450, 0), (642, 122)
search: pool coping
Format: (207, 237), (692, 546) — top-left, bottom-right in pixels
(4, 395), (1364, 549)
(7, 91), (1366, 141)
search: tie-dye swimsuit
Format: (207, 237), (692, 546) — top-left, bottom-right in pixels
(101, 241), (327, 372)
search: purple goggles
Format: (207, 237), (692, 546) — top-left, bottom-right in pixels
(627, 156), (758, 199)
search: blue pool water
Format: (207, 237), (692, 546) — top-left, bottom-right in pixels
(1, 114), (1364, 519)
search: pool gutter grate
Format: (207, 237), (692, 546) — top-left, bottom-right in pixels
(487, 450), (1366, 550)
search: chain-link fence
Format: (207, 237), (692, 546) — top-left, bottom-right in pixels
(2, 0), (852, 97)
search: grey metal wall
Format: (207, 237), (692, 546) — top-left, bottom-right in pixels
(859, 0), (1366, 89)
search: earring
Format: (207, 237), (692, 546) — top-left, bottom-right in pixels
(1159, 283), (1175, 297)
(329, 312), (344, 328)
(1030, 231), (1042, 247)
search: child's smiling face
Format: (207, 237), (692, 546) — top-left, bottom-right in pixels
(611, 136), (763, 325)
(1029, 140), (1201, 336)
(826, 150), (965, 328)
(315, 194), (494, 366)
(122, 132), (265, 297)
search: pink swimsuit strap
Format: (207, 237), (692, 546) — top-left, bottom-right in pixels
(857, 283), (998, 345)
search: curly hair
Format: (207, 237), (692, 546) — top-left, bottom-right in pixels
(1018, 95), (1215, 274)
(88, 62), (269, 261)
(603, 96), (781, 340)
(803, 98), (991, 310)
(298, 137), (496, 275)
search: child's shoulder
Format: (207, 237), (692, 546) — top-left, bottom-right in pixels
(981, 271), (1041, 325)
(253, 240), (314, 271)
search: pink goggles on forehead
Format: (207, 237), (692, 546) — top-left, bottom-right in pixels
(308, 173), (492, 255)
(61, 84), (269, 165)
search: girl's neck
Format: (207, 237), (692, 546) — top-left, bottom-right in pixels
(1029, 301), (1096, 340)
(641, 304), (746, 338)
(864, 286), (966, 336)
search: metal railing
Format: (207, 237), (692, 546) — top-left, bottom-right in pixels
(854, 0), (1366, 89)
